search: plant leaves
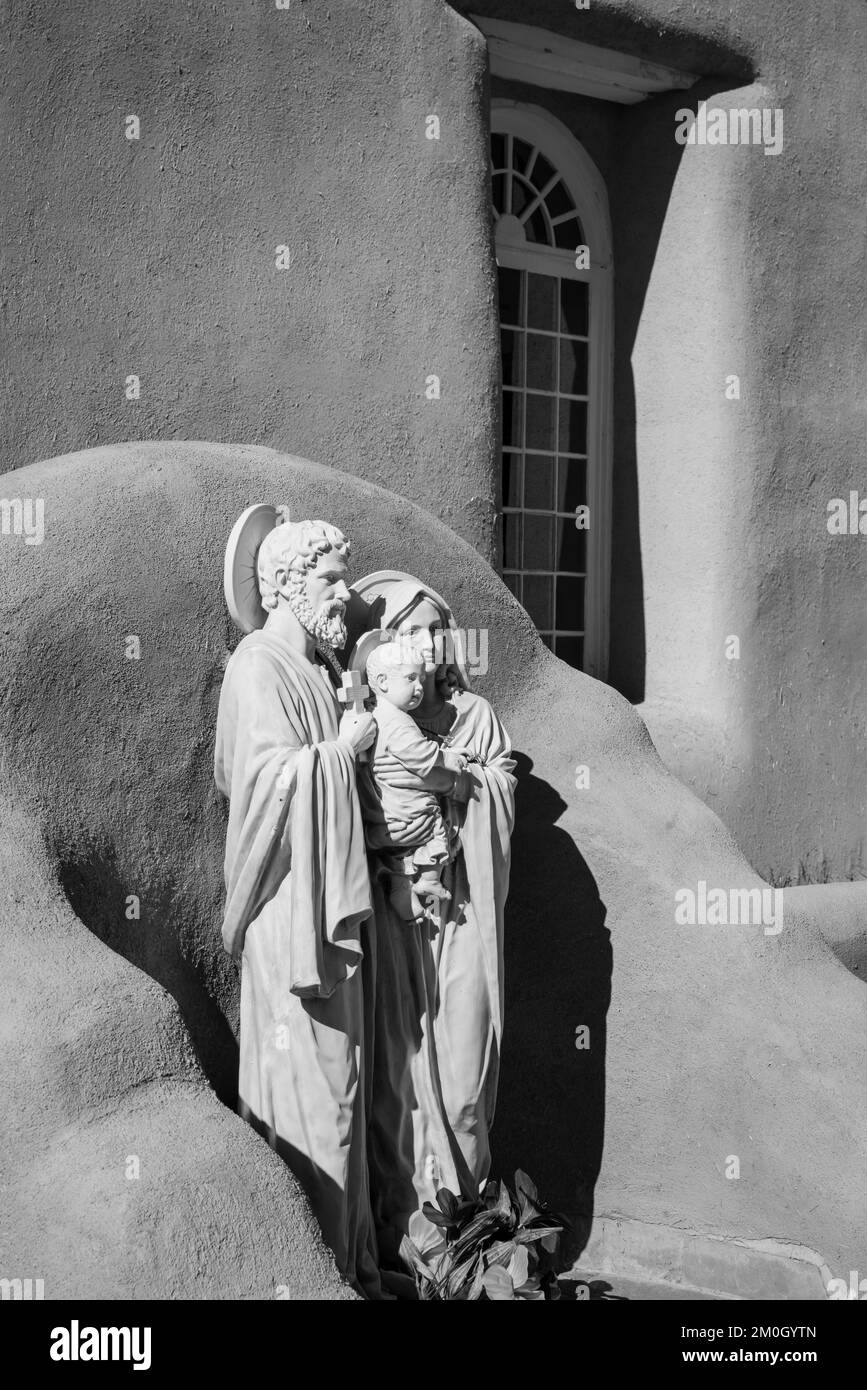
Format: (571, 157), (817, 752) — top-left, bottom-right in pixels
(421, 1204), (460, 1229)
(516, 1283), (546, 1301)
(399, 1235), (440, 1298)
(515, 1169), (538, 1207)
(508, 1245), (529, 1287)
(436, 1187), (459, 1220)
(496, 1179), (513, 1221)
(467, 1255), (487, 1301)
(484, 1239), (518, 1268)
(513, 1225), (563, 1247)
(482, 1264), (515, 1300)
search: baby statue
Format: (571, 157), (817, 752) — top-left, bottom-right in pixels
(356, 635), (468, 923)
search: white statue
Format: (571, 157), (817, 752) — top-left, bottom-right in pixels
(216, 514), (516, 1299)
(215, 506), (381, 1298)
(348, 574), (517, 1284)
(356, 634), (468, 924)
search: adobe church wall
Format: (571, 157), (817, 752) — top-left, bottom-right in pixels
(603, 0), (867, 886)
(0, 0), (499, 557)
(483, 0), (867, 884)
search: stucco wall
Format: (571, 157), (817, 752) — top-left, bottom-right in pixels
(474, 0), (867, 884)
(0, 0), (499, 557)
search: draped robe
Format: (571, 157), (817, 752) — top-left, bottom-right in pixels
(214, 630), (381, 1298)
(363, 688), (516, 1266)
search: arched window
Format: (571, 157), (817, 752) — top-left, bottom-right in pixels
(491, 102), (613, 679)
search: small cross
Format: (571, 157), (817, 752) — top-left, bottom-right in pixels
(338, 668), (369, 714)
(338, 668), (371, 764)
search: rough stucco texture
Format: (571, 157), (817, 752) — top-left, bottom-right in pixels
(1, 441), (865, 1296)
(0, 0), (499, 557)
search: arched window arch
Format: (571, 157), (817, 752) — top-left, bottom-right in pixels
(491, 101), (613, 679)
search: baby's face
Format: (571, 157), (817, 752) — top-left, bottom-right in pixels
(378, 662), (425, 712)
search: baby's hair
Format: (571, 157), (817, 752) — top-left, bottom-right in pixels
(366, 636), (425, 685)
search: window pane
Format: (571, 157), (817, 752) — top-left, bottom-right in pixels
(503, 514), (522, 569)
(492, 172), (506, 215)
(502, 390), (523, 448)
(531, 153), (556, 191)
(525, 393), (555, 451)
(491, 133), (506, 170)
(513, 137), (533, 177)
(545, 179), (574, 221)
(523, 514), (555, 570)
(556, 575), (585, 630)
(558, 458), (586, 512)
(525, 206), (549, 245)
(557, 522), (587, 572)
(554, 214), (585, 251)
(554, 634), (583, 669)
(560, 279), (588, 336)
(560, 338), (588, 396)
(558, 398), (587, 454)
(512, 178), (533, 219)
(523, 574), (553, 630)
(524, 454), (556, 511)
(498, 267), (522, 326)
(525, 333), (555, 392)
(501, 329), (523, 387)
(502, 453), (522, 509)
(527, 273), (556, 330)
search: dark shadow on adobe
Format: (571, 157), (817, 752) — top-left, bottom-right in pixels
(493, 751), (612, 1262)
(58, 845), (239, 1108)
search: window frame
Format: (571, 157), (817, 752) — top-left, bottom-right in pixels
(492, 100), (613, 682)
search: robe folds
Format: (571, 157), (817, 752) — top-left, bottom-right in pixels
(363, 688), (517, 1265)
(214, 630), (381, 1298)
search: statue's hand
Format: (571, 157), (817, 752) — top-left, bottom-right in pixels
(339, 710), (376, 755)
(442, 748), (469, 775)
(436, 664), (463, 696)
(450, 768), (478, 804)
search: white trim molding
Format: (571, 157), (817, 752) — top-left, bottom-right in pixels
(475, 16), (697, 105)
(492, 101), (613, 682)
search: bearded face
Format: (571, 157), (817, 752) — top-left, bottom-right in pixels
(286, 571), (348, 652)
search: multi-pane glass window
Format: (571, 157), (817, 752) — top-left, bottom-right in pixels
(492, 131), (590, 670)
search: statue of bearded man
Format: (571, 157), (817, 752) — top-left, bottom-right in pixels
(256, 517), (350, 668)
(214, 515), (381, 1298)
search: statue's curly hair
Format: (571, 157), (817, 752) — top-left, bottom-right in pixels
(366, 635), (425, 686)
(257, 519), (350, 612)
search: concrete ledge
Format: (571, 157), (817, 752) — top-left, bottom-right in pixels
(572, 1216), (830, 1300)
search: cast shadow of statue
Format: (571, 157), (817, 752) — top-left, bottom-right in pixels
(492, 751), (612, 1262)
(58, 841), (240, 1109)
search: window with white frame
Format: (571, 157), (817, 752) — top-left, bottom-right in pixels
(491, 102), (613, 679)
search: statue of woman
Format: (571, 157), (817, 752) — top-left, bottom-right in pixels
(351, 575), (517, 1283)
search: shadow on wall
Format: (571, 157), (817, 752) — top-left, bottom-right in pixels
(493, 752), (612, 1259)
(58, 846), (240, 1109)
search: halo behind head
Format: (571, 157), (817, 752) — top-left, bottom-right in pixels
(223, 504), (282, 633)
